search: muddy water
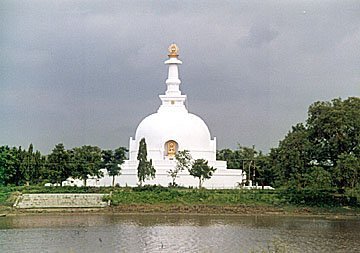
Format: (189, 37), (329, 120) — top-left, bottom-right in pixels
(0, 214), (359, 252)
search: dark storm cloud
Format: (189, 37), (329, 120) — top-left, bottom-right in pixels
(0, 0), (359, 153)
(242, 22), (279, 48)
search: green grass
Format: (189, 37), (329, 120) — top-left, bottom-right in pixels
(0, 186), (278, 206)
(0, 191), (11, 205)
(0, 185), (359, 213)
(0, 187), (19, 206)
(109, 187), (281, 206)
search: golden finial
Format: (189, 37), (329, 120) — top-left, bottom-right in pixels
(168, 43), (179, 58)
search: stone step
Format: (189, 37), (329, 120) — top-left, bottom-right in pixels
(15, 194), (109, 209)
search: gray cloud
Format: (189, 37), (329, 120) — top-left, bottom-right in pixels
(0, 0), (359, 154)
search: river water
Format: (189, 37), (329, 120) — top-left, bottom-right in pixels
(0, 213), (359, 253)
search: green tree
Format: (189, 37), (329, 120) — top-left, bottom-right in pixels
(102, 149), (113, 180)
(188, 159), (216, 188)
(22, 144), (35, 186)
(268, 123), (311, 188)
(46, 143), (71, 185)
(216, 148), (241, 169)
(0, 146), (21, 186)
(217, 145), (263, 186)
(168, 150), (192, 186)
(0, 146), (6, 186)
(0, 144), (46, 186)
(334, 153), (360, 188)
(303, 166), (332, 189)
(255, 153), (275, 188)
(0, 146), (11, 185)
(266, 97), (360, 189)
(32, 150), (45, 184)
(137, 138), (155, 186)
(102, 147), (128, 187)
(307, 97), (360, 168)
(71, 145), (103, 186)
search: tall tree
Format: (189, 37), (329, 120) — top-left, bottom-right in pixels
(269, 123), (311, 188)
(137, 138), (155, 186)
(13, 147), (26, 185)
(0, 146), (6, 186)
(46, 143), (71, 185)
(0, 146), (20, 186)
(307, 97), (360, 168)
(32, 150), (45, 184)
(168, 150), (192, 186)
(71, 145), (103, 186)
(102, 149), (114, 184)
(334, 153), (360, 188)
(22, 144), (34, 186)
(254, 153), (275, 188)
(266, 97), (360, 189)
(188, 159), (216, 188)
(102, 147), (128, 187)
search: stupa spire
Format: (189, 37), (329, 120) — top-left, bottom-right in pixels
(158, 44), (187, 112)
(164, 43), (182, 92)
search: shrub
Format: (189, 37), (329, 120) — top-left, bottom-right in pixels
(278, 187), (359, 207)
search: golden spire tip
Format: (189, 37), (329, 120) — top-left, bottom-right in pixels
(168, 43), (179, 58)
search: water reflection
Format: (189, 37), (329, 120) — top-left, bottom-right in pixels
(0, 214), (359, 253)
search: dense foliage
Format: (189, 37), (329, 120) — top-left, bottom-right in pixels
(216, 145), (270, 186)
(0, 145), (45, 186)
(0, 143), (127, 187)
(217, 97), (360, 205)
(267, 97), (359, 189)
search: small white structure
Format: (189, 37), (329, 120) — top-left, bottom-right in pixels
(94, 44), (243, 188)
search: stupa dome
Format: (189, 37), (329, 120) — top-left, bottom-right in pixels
(135, 110), (212, 152)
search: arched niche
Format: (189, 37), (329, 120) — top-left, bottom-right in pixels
(164, 140), (178, 159)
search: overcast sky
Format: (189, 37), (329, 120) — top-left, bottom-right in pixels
(1, 0), (359, 154)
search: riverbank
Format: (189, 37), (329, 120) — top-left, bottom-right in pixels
(2, 205), (360, 219)
(1, 186), (359, 217)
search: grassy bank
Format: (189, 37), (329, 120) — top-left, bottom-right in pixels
(1, 185), (359, 216)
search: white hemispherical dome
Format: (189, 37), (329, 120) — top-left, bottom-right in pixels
(135, 110), (212, 152)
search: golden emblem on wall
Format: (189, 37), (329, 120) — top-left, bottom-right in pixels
(168, 43), (179, 57)
(166, 140), (177, 157)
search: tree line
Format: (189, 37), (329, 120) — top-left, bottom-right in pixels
(0, 138), (215, 188)
(217, 97), (360, 190)
(0, 143), (127, 187)
(1, 97), (359, 190)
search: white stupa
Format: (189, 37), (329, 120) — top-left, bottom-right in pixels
(94, 44), (243, 188)
(129, 44), (216, 162)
